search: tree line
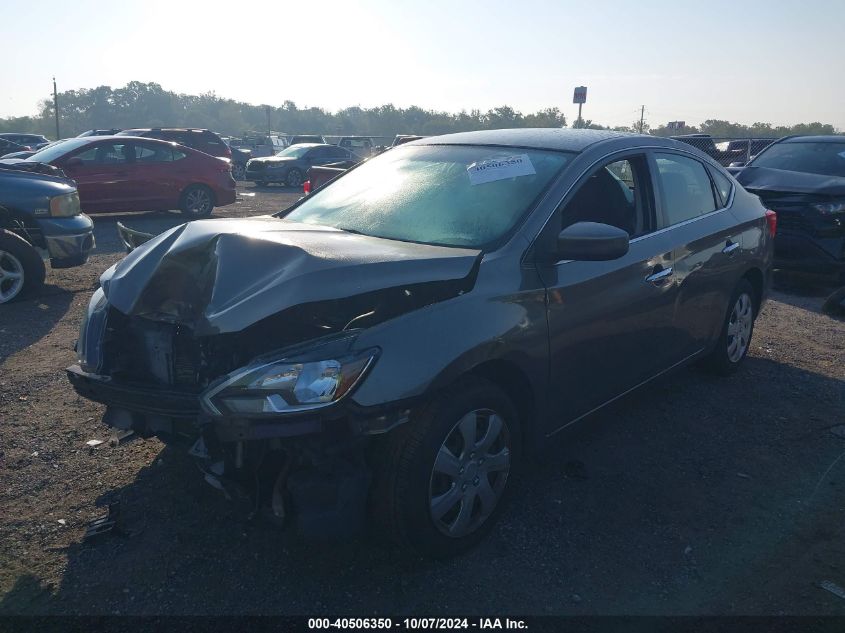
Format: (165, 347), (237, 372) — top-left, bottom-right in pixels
(0, 81), (837, 140)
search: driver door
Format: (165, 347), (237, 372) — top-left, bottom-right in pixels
(535, 153), (682, 433)
(61, 141), (136, 212)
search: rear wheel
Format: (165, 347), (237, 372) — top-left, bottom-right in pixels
(0, 230), (45, 304)
(231, 162), (246, 180)
(702, 279), (756, 374)
(286, 168), (303, 188)
(374, 376), (520, 558)
(179, 185), (214, 218)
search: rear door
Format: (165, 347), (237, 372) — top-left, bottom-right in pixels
(61, 141), (136, 211)
(538, 152), (683, 432)
(651, 152), (742, 356)
(130, 142), (184, 210)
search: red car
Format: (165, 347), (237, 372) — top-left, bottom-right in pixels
(6, 136), (236, 217)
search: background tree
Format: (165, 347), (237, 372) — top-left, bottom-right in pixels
(2, 81), (839, 140)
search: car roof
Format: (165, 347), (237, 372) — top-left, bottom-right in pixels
(412, 128), (638, 152)
(780, 135), (845, 143)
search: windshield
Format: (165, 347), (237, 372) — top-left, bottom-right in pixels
(275, 145), (312, 158)
(283, 144), (573, 248)
(26, 138), (89, 163)
(751, 141), (845, 177)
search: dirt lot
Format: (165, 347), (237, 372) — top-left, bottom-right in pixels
(1, 184), (844, 615)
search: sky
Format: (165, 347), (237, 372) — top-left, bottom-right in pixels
(3, 0), (844, 130)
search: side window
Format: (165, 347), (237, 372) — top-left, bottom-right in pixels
(710, 168), (733, 207)
(560, 156), (652, 238)
(654, 153), (717, 225)
(75, 143), (131, 165)
(172, 149), (188, 161)
(135, 143), (174, 162)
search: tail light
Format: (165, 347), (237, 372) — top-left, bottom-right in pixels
(303, 180), (311, 195)
(765, 209), (777, 238)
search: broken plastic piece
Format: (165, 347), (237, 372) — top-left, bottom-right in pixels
(83, 502), (127, 542)
(819, 580), (845, 601)
(85, 439), (104, 448)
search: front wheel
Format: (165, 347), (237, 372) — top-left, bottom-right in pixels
(179, 185), (214, 218)
(0, 230), (46, 304)
(701, 279), (756, 374)
(374, 376), (520, 558)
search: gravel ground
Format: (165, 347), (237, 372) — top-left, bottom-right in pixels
(1, 184), (844, 616)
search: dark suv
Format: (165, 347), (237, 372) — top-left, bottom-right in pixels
(118, 128), (231, 160)
(0, 163), (94, 302)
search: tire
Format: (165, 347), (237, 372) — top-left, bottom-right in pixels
(231, 162), (246, 181)
(0, 230), (46, 304)
(179, 185), (214, 218)
(285, 168), (303, 188)
(701, 279), (756, 375)
(373, 376), (521, 558)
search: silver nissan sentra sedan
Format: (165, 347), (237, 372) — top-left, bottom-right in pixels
(69, 129), (774, 557)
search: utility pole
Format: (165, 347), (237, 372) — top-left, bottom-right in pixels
(53, 77), (60, 139)
(638, 105), (645, 134)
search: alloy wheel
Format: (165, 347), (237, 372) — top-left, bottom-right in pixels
(0, 249), (25, 303)
(727, 292), (753, 362)
(429, 408), (511, 538)
(185, 188), (212, 215)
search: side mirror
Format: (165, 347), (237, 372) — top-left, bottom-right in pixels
(557, 221), (630, 261)
(63, 157), (84, 169)
(728, 161), (746, 168)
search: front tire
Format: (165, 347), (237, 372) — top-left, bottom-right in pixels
(702, 279), (756, 375)
(179, 185), (214, 218)
(374, 376), (520, 558)
(0, 230), (45, 304)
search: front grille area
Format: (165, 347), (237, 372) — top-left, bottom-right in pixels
(100, 309), (245, 391)
(246, 161), (266, 172)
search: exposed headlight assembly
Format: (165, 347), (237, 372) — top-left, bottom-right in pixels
(201, 346), (378, 417)
(811, 200), (845, 215)
(50, 191), (81, 217)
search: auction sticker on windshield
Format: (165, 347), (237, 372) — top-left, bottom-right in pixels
(467, 154), (536, 185)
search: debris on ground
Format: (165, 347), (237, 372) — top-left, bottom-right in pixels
(109, 430), (135, 447)
(85, 439), (104, 448)
(83, 502), (127, 543)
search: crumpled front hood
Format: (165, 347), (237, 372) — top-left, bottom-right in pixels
(100, 216), (481, 335)
(736, 166), (845, 196)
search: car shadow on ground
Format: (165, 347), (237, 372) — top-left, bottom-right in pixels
(0, 285), (74, 363)
(2, 355), (844, 615)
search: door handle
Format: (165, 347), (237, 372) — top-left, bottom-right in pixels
(722, 241), (740, 255)
(645, 266), (673, 284)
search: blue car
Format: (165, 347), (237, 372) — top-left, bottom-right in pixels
(0, 163), (95, 303)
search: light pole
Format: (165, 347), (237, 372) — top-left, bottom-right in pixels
(53, 77), (60, 139)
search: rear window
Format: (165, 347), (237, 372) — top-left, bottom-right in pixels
(751, 141), (845, 178)
(284, 144), (572, 249)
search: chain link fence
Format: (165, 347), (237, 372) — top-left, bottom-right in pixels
(668, 135), (778, 166)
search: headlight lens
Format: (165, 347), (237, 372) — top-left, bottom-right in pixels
(77, 288), (108, 372)
(201, 349), (377, 416)
(811, 200), (845, 215)
(50, 191), (81, 217)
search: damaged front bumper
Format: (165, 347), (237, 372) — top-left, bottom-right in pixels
(66, 362), (412, 536)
